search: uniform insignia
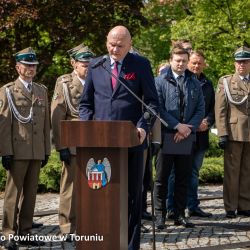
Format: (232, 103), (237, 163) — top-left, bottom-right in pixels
(53, 93), (58, 100)
(86, 158), (111, 190)
(35, 96), (44, 105)
(0, 100), (3, 108)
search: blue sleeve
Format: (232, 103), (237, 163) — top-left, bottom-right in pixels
(155, 77), (179, 129)
(136, 58), (159, 132)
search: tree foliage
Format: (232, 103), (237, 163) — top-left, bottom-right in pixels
(171, 0), (250, 83)
(0, 0), (145, 96)
(134, 0), (250, 83)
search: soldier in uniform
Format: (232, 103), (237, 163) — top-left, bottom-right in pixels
(0, 47), (50, 249)
(215, 46), (250, 218)
(51, 45), (94, 240)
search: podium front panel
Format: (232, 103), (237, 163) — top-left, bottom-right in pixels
(75, 147), (128, 250)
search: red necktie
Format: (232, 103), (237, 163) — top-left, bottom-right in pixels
(111, 61), (119, 90)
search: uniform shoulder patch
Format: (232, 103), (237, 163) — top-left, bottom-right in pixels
(3, 82), (14, 88)
(33, 82), (48, 90)
(221, 74), (232, 81)
(58, 74), (72, 85)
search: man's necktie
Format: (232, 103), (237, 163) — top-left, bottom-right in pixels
(177, 75), (185, 121)
(27, 83), (32, 92)
(243, 77), (249, 82)
(111, 61), (119, 90)
(177, 75), (184, 92)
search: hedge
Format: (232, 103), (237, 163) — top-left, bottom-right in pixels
(0, 132), (224, 192)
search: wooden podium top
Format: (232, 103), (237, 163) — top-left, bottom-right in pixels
(60, 120), (140, 148)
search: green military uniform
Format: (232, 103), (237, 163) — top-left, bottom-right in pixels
(0, 48), (51, 238)
(51, 45), (94, 234)
(215, 46), (250, 214)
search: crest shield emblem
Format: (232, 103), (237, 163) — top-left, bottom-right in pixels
(86, 158), (111, 190)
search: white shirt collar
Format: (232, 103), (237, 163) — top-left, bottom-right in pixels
(172, 70), (184, 80)
(19, 77), (32, 89)
(74, 71), (86, 86)
(109, 56), (123, 67)
(77, 76), (85, 86)
(239, 74), (249, 81)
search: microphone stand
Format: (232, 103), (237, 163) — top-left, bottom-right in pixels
(101, 63), (166, 250)
(101, 64), (168, 128)
(144, 112), (156, 250)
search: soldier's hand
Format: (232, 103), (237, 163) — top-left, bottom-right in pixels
(2, 155), (13, 171)
(41, 155), (49, 168)
(218, 136), (228, 149)
(151, 143), (161, 156)
(59, 148), (71, 165)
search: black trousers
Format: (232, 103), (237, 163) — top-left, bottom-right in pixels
(128, 149), (144, 250)
(154, 149), (192, 217)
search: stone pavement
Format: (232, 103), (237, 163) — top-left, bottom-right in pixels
(0, 185), (250, 249)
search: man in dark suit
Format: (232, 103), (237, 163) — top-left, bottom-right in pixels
(79, 26), (159, 250)
(154, 46), (204, 229)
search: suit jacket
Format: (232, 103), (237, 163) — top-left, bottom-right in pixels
(215, 72), (250, 141)
(79, 52), (159, 148)
(0, 78), (51, 159)
(51, 71), (83, 154)
(195, 73), (215, 150)
(155, 67), (205, 133)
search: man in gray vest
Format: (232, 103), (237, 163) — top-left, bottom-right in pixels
(215, 46), (250, 218)
(51, 44), (94, 241)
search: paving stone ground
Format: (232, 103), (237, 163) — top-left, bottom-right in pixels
(0, 185), (250, 249)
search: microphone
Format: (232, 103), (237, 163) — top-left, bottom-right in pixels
(91, 55), (108, 69)
(143, 112), (151, 120)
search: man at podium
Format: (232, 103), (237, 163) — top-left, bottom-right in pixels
(79, 25), (159, 250)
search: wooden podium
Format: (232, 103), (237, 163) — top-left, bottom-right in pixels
(60, 120), (140, 250)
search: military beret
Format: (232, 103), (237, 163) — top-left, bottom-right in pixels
(67, 43), (85, 58)
(72, 46), (94, 62)
(234, 46), (250, 61)
(14, 47), (39, 65)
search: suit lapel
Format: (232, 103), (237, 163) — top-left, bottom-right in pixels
(112, 53), (130, 96)
(102, 57), (113, 95)
(16, 79), (32, 101)
(72, 72), (83, 92)
(233, 73), (248, 92)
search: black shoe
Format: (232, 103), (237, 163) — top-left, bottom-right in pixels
(167, 210), (175, 220)
(237, 210), (250, 217)
(226, 211), (236, 218)
(19, 238), (45, 246)
(174, 215), (195, 228)
(142, 211), (152, 221)
(32, 222), (43, 228)
(3, 239), (17, 250)
(188, 208), (212, 218)
(155, 216), (166, 230)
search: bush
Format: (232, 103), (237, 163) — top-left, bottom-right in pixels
(38, 150), (61, 192)
(0, 150), (62, 192)
(199, 157), (224, 183)
(205, 132), (224, 157)
(0, 148), (224, 192)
